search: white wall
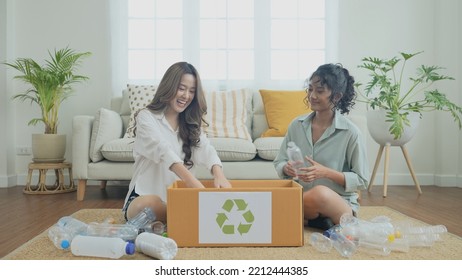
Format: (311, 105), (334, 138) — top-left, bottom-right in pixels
(337, 0), (461, 187)
(0, 0), (461, 187)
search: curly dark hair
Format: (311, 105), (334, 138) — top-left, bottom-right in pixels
(132, 62), (207, 169)
(305, 63), (356, 114)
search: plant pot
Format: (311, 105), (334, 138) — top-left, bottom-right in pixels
(367, 110), (420, 146)
(32, 134), (66, 162)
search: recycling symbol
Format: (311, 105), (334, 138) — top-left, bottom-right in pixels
(216, 199), (254, 235)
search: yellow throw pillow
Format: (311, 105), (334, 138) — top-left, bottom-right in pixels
(259, 89), (311, 137)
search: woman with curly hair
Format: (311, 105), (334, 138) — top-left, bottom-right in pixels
(123, 62), (231, 223)
(274, 63), (369, 230)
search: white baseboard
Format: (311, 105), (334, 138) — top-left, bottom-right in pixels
(0, 174), (17, 188)
(3, 173), (462, 188)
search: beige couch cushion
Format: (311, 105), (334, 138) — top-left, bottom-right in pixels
(101, 138), (134, 162)
(253, 137), (284, 160)
(208, 138), (257, 161)
(89, 108), (123, 162)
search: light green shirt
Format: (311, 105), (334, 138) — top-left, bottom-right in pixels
(274, 111), (369, 200)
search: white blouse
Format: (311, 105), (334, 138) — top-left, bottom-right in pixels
(123, 109), (222, 204)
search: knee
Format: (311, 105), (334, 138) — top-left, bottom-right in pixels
(303, 185), (332, 206)
(127, 195), (165, 220)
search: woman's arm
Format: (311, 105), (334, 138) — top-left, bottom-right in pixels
(170, 162), (205, 189)
(211, 164), (231, 188)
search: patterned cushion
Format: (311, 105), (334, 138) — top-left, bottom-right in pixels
(124, 84), (157, 138)
(203, 89), (252, 141)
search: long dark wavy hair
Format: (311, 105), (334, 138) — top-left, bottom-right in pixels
(133, 62), (207, 168)
(305, 63), (356, 114)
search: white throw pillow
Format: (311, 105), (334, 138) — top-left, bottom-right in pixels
(124, 84), (157, 138)
(89, 108), (123, 162)
(203, 89), (252, 141)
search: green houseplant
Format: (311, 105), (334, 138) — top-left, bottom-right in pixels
(5, 47), (91, 134)
(5, 47), (91, 161)
(355, 51), (462, 140)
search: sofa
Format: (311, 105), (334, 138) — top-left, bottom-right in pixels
(72, 85), (366, 200)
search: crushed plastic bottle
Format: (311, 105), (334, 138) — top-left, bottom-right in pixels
(126, 207), (156, 233)
(309, 232), (332, 253)
(330, 231), (356, 258)
(86, 223), (139, 241)
(48, 225), (73, 250)
(56, 216), (88, 236)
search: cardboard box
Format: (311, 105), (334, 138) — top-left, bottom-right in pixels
(167, 180), (304, 247)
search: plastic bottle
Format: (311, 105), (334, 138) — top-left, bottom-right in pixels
(357, 239), (391, 256)
(323, 224), (342, 238)
(141, 221), (167, 236)
(126, 207), (156, 232)
(286, 141), (305, 180)
(309, 232), (332, 253)
(340, 213), (394, 244)
(56, 216), (88, 236)
(386, 238), (410, 253)
(70, 235), (136, 259)
(135, 232), (178, 260)
(86, 223), (139, 241)
(329, 231), (356, 258)
(48, 225), (73, 250)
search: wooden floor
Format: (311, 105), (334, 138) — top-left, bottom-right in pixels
(0, 184), (461, 258)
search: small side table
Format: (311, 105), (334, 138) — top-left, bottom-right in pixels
(24, 162), (76, 194)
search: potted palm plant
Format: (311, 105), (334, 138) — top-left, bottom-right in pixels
(355, 51), (462, 145)
(4, 47), (91, 161)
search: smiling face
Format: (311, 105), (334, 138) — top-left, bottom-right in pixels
(306, 76), (335, 112)
(167, 73), (197, 115)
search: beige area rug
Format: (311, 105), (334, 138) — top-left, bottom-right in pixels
(3, 206), (461, 260)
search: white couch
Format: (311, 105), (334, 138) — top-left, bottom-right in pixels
(72, 88), (366, 200)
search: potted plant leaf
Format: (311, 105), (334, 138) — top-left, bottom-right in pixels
(4, 47), (91, 162)
(355, 51), (462, 145)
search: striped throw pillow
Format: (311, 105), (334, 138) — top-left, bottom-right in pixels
(203, 89), (252, 141)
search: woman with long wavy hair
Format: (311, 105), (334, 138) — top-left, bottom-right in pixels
(123, 62), (231, 224)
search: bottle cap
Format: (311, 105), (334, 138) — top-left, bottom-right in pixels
(125, 242), (136, 255)
(61, 240), (70, 249)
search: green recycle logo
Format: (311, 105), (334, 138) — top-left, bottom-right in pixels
(216, 199), (254, 235)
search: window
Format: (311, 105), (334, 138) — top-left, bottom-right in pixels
(118, 0), (328, 90)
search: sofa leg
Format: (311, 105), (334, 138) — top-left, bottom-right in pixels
(77, 179), (87, 201)
(100, 180), (107, 189)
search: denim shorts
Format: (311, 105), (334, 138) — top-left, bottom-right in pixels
(122, 188), (139, 221)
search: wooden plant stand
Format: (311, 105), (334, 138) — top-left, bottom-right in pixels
(24, 162), (76, 194)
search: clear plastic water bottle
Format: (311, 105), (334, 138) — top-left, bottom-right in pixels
(48, 225), (73, 250)
(126, 207), (156, 232)
(309, 232), (332, 253)
(135, 232), (178, 260)
(287, 141), (305, 180)
(323, 224), (342, 238)
(357, 239), (391, 256)
(86, 223), (139, 242)
(141, 221), (167, 236)
(70, 235), (136, 259)
(329, 231), (356, 258)
(57, 216), (88, 236)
